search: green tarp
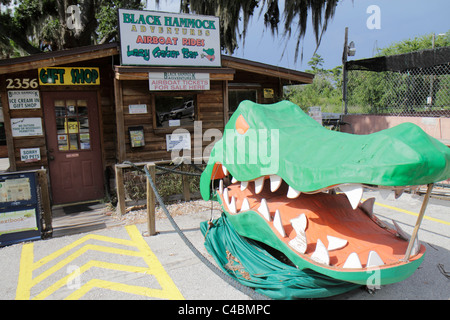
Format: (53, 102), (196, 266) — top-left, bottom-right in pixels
(201, 214), (361, 300)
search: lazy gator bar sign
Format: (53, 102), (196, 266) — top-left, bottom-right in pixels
(118, 9), (221, 67)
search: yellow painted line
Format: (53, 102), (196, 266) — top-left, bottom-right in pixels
(33, 234), (136, 269)
(125, 225), (184, 299)
(33, 260), (151, 300)
(16, 225), (184, 300)
(31, 244), (143, 287)
(65, 279), (176, 300)
(15, 242), (34, 300)
(374, 201), (450, 226)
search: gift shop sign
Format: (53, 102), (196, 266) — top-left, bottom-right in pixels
(119, 9), (221, 67)
(149, 72), (209, 91)
(38, 67), (100, 85)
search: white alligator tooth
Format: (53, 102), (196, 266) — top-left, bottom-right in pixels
(229, 196), (237, 213)
(287, 186), (301, 199)
(339, 184), (363, 210)
(258, 198), (271, 221)
(222, 164), (228, 176)
(379, 188), (391, 199)
(219, 179), (223, 194)
(240, 181), (248, 191)
(289, 229), (307, 254)
(394, 188), (404, 199)
(231, 177), (237, 184)
(359, 197), (375, 217)
(343, 252), (362, 269)
(393, 220), (409, 241)
(254, 177), (265, 194)
(367, 250), (385, 268)
(291, 213), (308, 234)
(326, 235), (348, 251)
(269, 175), (282, 192)
(311, 239), (330, 265)
(273, 209), (286, 237)
(240, 198), (250, 212)
(223, 188), (230, 205)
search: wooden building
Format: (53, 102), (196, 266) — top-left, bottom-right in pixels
(0, 42), (313, 205)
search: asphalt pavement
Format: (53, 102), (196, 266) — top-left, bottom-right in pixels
(0, 189), (448, 303)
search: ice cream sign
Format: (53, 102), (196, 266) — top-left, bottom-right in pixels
(119, 9), (221, 67)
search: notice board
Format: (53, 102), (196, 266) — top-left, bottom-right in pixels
(0, 171), (42, 246)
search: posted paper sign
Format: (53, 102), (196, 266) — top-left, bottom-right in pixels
(8, 90), (41, 109)
(128, 104), (148, 114)
(119, 9), (221, 67)
(166, 132), (191, 151)
(20, 148), (41, 162)
(149, 72), (209, 91)
(11, 118), (43, 137)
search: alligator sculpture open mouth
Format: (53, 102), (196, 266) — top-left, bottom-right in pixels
(200, 100), (450, 286)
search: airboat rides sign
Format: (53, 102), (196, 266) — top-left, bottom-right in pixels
(118, 8), (221, 67)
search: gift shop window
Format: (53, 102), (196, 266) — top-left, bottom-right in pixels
(54, 99), (91, 151)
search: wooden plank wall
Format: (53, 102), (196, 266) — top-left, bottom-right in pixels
(119, 79), (225, 163)
(0, 57), (117, 171)
(98, 62), (117, 167)
(232, 69), (281, 103)
(0, 70), (46, 171)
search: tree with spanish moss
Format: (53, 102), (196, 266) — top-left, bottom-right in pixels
(179, 0), (339, 62)
(1, 0), (339, 60)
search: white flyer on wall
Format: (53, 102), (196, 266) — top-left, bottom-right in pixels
(166, 132), (191, 151)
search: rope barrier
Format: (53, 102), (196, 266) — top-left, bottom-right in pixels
(155, 162), (183, 175)
(155, 164), (202, 176)
(122, 161), (271, 300)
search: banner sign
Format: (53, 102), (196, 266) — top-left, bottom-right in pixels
(149, 72), (210, 90)
(119, 9), (221, 67)
(0, 208), (38, 235)
(38, 67), (100, 85)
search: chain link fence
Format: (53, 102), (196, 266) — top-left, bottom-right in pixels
(346, 63), (450, 117)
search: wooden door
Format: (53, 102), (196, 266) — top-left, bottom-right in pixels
(43, 91), (104, 204)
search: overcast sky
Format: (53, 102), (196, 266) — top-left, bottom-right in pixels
(147, 0), (450, 71)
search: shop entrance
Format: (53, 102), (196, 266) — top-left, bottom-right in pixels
(43, 91), (104, 204)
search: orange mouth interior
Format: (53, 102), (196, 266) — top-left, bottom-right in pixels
(220, 177), (426, 269)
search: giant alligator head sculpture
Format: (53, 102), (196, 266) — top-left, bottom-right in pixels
(200, 100), (450, 285)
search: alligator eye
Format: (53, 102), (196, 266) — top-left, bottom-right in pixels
(235, 114), (249, 134)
